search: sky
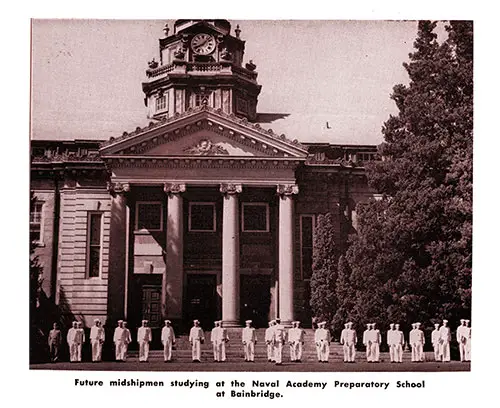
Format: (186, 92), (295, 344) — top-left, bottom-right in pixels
(32, 19), (426, 145)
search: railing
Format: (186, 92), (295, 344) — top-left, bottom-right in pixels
(146, 63), (175, 78)
(187, 62), (223, 73)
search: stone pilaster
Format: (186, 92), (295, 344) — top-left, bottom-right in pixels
(106, 181), (130, 323)
(220, 183), (242, 327)
(164, 183), (186, 320)
(277, 184), (299, 326)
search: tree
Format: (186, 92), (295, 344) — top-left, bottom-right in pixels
(335, 21), (473, 331)
(310, 213), (339, 326)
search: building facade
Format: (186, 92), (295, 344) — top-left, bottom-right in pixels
(31, 20), (380, 331)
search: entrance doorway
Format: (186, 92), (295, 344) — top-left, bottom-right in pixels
(185, 274), (218, 330)
(240, 275), (271, 328)
(141, 285), (162, 328)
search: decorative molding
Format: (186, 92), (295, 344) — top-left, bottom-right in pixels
(220, 183), (242, 195)
(183, 139), (229, 156)
(163, 183), (186, 196)
(277, 184), (299, 197)
(107, 181), (130, 196)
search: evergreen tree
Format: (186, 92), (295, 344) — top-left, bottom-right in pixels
(336, 21), (473, 329)
(310, 213), (338, 325)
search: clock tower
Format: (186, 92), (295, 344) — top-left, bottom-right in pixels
(142, 19), (262, 122)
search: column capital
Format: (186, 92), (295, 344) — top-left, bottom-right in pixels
(277, 184), (299, 198)
(107, 181), (130, 197)
(164, 182), (186, 196)
(220, 183), (242, 196)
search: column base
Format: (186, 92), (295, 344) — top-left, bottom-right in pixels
(221, 320), (242, 328)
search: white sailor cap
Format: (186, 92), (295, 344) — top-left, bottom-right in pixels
(411, 323), (416, 327)
(395, 323), (400, 327)
(94, 318), (101, 323)
(366, 323), (371, 327)
(245, 320), (253, 324)
(443, 319), (448, 323)
(434, 323), (440, 327)
(165, 320), (171, 324)
(142, 319), (148, 323)
(460, 319), (465, 323)
(193, 319), (200, 324)
(122, 321), (127, 324)
(371, 322), (376, 326)
(320, 321), (327, 326)
(415, 322), (421, 327)
(344, 323), (349, 328)
(465, 319), (470, 323)
(389, 323), (395, 327)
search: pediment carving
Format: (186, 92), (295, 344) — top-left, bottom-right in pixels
(183, 139), (229, 156)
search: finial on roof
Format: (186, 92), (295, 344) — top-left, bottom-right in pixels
(235, 24), (241, 38)
(163, 24), (170, 37)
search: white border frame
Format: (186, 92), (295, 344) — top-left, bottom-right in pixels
(299, 214), (315, 281)
(241, 202), (270, 233)
(135, 201), (164, 232)
(86, 211), (103, 279)
(188, 202), (217, 232)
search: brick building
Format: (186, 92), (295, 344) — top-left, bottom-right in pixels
(31, 19), (380, 332)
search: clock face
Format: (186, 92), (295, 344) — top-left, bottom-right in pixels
(191, 33), (216, 55)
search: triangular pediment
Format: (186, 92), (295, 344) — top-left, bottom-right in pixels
(100, 107), (308, 159)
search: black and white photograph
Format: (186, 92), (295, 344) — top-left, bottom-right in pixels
(28, 17), (474, 374)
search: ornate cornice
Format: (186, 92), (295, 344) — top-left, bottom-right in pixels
(277, 184), (299, 197)
(164, 183), (186, 196)
(107, 181), (130, 196)
(220, 183), (242, 195)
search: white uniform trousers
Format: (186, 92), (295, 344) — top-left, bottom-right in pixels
(76, 344), (82, 362)
(274, 341), (284, 363)
(459, 341), (467, 361)
(389, 345), (397, 362)
(317, 340), (329, 362)
(289, 341), (302, 361)
(365, 343), (372, 362)
(411, 344), (418, 362)
(69, 343), (79, 362)
(465, 339), (471, 361)
(213, 341), (225, 361)
(369, 343), (379, 362)
(243, 341), (255, 361)
(163, 340), (173, 361)
(191, 339), (202, 361)
(91, 341), (103, 362)
(433, 344), (441, 361)
(266, 342), (275, 361)
(345, 344), (356, 362)
(411, 342), (424, 361)
(115, 341), (123, 360)
(139, 341), (149, 362)
(440, 342), (450, 362)
(395, 344), (403, 362)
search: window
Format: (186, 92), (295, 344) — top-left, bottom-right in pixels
(30, 201), (43, 243)
(242, 203), (269, 232)
(300, 215), (315, 280)
(135, 202), (163, 231)
(189, 202), (216, 232)
(156, 94), (167, 112)
(87, 213), (102, 278)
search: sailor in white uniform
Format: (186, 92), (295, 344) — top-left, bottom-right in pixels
(409, 323), (418, 362)
(387, 323), (397, 363)
(465, 319), (471, 361)
(414, 322), (425, 362)
(67, 321), (79, 362)
(219, 321), (229, 362)
(265, 320), (276, 362)
(113, 320), (124, 361)
(90, 319), (105, 362)
(137, 319), (152, 362)
(161, 320), (175, 362)
(314, 321), (330, 363)
(362, 323), (372, 362)
(273, 318), (287, 365)
(189, 319), (205, 362)
(370, 323), (381, 362)
(75, 322), (85, 362)
(211, 321), (228, 362)
(242, 320), (257, 362)
(340, 321), (357, 362)
(394, 323), (404, 363)
(439, 319), (451, 362)
(288, 321), (305, 362)
(456, 319), (468, 362)
(121, 321), (132, 361)
(431, 323), (441, 361)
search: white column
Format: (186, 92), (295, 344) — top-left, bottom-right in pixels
(164, 183), (186, 320)
(220, 183), (242, 327)
(277, 184), (299, 326)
